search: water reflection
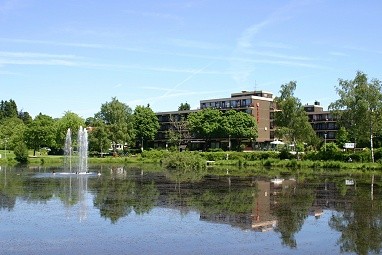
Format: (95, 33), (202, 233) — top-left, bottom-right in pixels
(0, 165), (382, 254)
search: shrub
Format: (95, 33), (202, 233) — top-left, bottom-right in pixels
(14, 141), (29, 164)
(162, 152), (206, 170)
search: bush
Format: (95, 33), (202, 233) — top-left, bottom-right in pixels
(162, 152), (205, 170)
(14, 142), (29, 164)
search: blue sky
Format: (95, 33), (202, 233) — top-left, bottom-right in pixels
(1, 0), (381, 118)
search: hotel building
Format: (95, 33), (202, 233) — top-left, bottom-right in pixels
(154, 90), (338, 150)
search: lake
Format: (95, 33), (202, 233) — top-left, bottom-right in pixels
(0, 165), (381, 255)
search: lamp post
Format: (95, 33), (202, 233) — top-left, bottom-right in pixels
(141, 137), (143, 152)
(324, 133), (327, 152)
(228, 135), (231, 151)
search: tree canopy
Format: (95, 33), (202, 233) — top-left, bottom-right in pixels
(25, 113), (57, 155)
(95, 97), (134, 151)
(329, 71), (382, 154)
(178, 102), (191, 111)
(274, 81), (318, 146)
(133, 105), (160, 149)
(188, 108), (258, 149)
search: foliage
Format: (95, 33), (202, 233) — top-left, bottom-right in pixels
(0, 99), (18, 120)
(95, 97), (135, 151)
(222, 110), (258, 144)
(88, 120), (111, 155)
(188, 108), (258, 149)
(162, 152), (206, 171)
(13, 141), (29, 163)
(167, 113), (190, 148)
(55, 111), (85, 149)
(25, 113), (57, 156)
(274, 81), (318, 147)
(178, 102), (191, 111)
(336, 127), (349, 149)
(133, 105), (160, 149)
(329, 71), (382, 149)
(188, 108), (224, 139)
(0, 117), (26, 149)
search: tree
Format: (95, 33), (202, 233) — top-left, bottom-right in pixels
(95, 97), (134, 153)
(18, 110), (32, 125)
(188, 108), (258, 150)
(133, 105), (160, 150)
(222, 110), (258, 147)
(167, 113), (191, 149)
(188, 108), (224, 140)
(0, 117), (27, 150)
(274, 81), (317, 147)
(329, 71), (382, 162)
(336, 127), (349, 149)
(88, 120), (111, 155)
(13, 141), (29, 164)
(55, 111), (85, 150)
(178, 102), (191, 111)
(0, 99), (18, 120)
(25, 113), (57, 156)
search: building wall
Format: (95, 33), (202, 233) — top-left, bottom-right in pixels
(304, 102), (338, 142)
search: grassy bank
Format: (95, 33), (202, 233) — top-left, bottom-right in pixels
(0, 149), (381, 171)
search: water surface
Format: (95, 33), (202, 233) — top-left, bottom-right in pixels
(0, 165), (381, 255)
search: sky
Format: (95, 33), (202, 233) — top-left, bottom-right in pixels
(1, 0), (381, 119)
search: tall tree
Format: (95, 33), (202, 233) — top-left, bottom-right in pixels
(25, 113), (57, 156)
(88, 120), (110, 156)
(167, 113), (191, 149)
(133, 105), (160, 150)
(95, 97), (134, 152)
(329, 71), (382, 162)
(0, 99), (18, 120)
(274, 81), (317, 147)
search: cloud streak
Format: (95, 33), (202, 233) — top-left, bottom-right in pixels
(231, 0), (316, 84)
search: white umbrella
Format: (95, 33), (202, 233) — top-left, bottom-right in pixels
(270, 140), (285, 145)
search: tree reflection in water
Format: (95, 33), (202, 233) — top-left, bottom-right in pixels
(329, 174), (382, 255)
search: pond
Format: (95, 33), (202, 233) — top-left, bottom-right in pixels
(0, 165), (381, 255)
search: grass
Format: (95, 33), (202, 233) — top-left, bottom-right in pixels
(1, 149), (382, 172)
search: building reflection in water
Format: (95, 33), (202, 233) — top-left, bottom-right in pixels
(252, 180), (277, 232)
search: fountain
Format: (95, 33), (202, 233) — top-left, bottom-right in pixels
(77, 126), (88, 174)
(64, 126), (88, 174)
(64, 128), (72, 172)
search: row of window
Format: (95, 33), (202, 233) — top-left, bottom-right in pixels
(201, 99), (251, 109)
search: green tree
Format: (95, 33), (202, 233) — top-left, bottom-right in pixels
(274, 81), (317, 147)
(18, 110), (32, 125)
(0, 117), (27, 150)
(13, 141), (29, 164)
(0, 99), (18, 120)
(188, 108), (224, 140)
(88, 120), (110, 155)
(25, 113), (57, 156)
(178, 102), (191, 111)
(336, 127), (349, 149)
(329, 71), (382, 162)
(95, 97), (134, 153)
(133, 105), (160, 150)
(55, 111), (85, 150)
(223, 110), (258, 148)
